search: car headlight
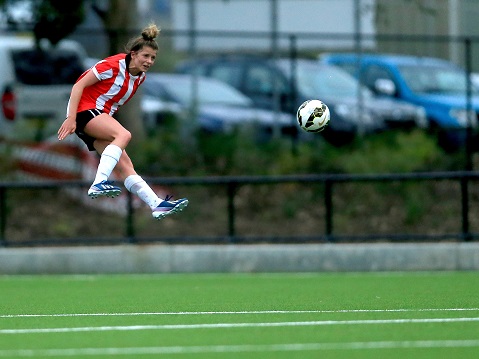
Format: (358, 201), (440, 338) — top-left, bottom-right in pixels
(449, 108), (477, 128)
(415, 107), (428, 128)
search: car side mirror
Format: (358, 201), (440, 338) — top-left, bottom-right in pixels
(374, 78), (396, 96)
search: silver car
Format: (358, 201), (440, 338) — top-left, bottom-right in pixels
(142, 73), (298, 139)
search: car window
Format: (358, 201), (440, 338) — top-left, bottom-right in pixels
(297, 64), (373, 99)
(363, 65), (394, 89)
(332, 63), (357, 77)
(398, 64), (478, 95)
(146, 77), (253, 107)
(142, 81), (174, 102)
(209, 63), (243, 88)
(11, 49), (84, 85)
(244, 65), (280, 95)
(180, 63), (207, 76)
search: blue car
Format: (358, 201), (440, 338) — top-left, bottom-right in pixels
(321, 53), (479, 151)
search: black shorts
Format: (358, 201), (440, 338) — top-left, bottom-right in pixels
(75, 109), (103, 151)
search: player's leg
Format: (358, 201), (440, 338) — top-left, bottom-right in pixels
(111, 148), (189, 220)
(84, 114), (131, 198)
(85, 113), (132, 149)
(87, 115), (188, 218)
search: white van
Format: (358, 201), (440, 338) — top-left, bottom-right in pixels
(0, 35), (87, 141)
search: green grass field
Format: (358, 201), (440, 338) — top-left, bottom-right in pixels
(0, 272), (478, 358)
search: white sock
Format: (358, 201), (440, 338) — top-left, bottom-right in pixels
(124, 174), (161, 210)
(93, 144), (123, 185)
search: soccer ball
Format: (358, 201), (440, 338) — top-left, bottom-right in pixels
(297, 99), (330, 133)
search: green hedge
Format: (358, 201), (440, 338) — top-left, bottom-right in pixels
(130, 127), (464, 177)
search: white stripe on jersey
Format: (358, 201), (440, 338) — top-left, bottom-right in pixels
(110, 76), (137, 114)
(93, 67), (112, 81)
(95, 59), (135, 115)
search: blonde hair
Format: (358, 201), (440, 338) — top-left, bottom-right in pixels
(126, 23), (160, 53)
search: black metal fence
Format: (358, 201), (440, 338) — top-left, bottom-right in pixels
(1, 171), (479, 247)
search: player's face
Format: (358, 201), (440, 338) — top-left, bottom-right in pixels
(131, 46), (157, 73)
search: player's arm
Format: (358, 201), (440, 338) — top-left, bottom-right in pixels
(58, 71), (100, 141)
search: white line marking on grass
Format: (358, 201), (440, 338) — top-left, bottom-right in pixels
(1, 340), (479, 357)
(1, 307), (478, 318)
(1, 317), (479, 334)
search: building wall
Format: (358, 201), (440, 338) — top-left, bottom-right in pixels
(171, 0), (376, 53)
(453, 0), (479, 69)
(375, 0), (479, 70)
(375, 0), (449, 58)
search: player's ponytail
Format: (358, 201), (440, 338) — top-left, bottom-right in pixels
(126, 23), (160, 53)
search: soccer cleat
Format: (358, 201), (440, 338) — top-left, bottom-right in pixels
(88, 180), (121, 199)
(152, 195), (189, 220)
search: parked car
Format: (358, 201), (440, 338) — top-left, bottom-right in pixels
(321, 53), (479, 151)
(0, 35), (87, 142)
(175, 56), (427, 146)
(141, 73), (297, 139)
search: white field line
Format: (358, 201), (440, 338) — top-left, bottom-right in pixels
(1, 340), (479, 357)
(1, 307), (478, 319)
(1, 317), (479, 334)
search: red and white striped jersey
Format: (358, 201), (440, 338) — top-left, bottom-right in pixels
(76, 53), (146, 116)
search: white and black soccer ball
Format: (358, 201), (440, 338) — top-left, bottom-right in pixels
(297, 99), (330, 133)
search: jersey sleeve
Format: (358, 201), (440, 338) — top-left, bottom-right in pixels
(92, 59), (114, 81)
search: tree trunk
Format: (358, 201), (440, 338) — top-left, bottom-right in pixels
(102, 0), (146, 144)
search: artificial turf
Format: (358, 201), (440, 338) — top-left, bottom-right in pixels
(0, 271), (478, 358)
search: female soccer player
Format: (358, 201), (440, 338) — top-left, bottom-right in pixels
(57, 24), (188, 220)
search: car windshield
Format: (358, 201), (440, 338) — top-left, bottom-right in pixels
(288, 62), (373, 99)
(145, 76), (253, 107)
(399, 64), (478, 95)
(11, 49), (84, 85)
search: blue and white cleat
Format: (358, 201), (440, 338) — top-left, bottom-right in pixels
(88, 180), (121, 199)
(152, 195), (189, 220)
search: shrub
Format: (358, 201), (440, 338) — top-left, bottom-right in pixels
(130, 128), (451, 176)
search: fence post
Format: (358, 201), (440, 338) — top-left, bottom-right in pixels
(0, 187), (6, 246)
(465, 37), (474, 171)
(324, 180), (334, 242)
(227, 182), (237, 242)
(288, 34), (299, 155)
(126, 191), (136, 244)
(460, 176), (471, 241)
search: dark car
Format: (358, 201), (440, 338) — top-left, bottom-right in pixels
(321, 53), (479, 150)
(141, 73), (297, 139)
(176, 56), (427, 146)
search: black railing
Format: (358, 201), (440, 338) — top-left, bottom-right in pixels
(1, 171), (479, 246)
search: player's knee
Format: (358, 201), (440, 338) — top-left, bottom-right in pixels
(117, 129), (132, 146)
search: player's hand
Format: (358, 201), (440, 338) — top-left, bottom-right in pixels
(58, 116), (76, 141)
